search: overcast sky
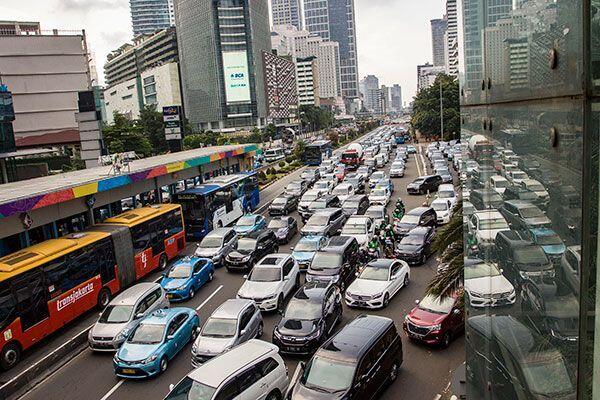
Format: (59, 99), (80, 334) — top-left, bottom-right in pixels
(0, 0), (444, 102)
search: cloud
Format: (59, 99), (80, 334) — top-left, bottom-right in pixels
(58, 0), (126, 12)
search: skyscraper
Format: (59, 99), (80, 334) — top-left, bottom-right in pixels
(270, 0), (302, 29)
(130, 0), (175, 37)
(391, 84), (402, 112)
(359, 75), (380, 113)
(431, 18), (447, 67)
(303, 0), (359, 104)
(175, 0), (271, 131)
(445, 0), (458, 76)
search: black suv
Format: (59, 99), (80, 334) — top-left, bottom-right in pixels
(268, 194), (298, 216)
(290, 315), (403, 400)
(498, 200), (551, 230)
(406, 175), (443, 195)
(502, 185), (546, 210)
(396, 226), (435, 265)
(394, 207), (437, 237)
(494, 230), (555, 288)
(307, 236), (360, 291)
(224, 230), (278, 272)
(470, 188), (503, 210)
(300, 194), (341, 221)
(341, 194), (370, 216)
(272, 282), (343, 355)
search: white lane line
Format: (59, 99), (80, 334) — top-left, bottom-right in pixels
(196, 285), (223, 311)
(99, 379), (125, 400)
(420, 147), (428, 175)
(415, 148), (422, 176)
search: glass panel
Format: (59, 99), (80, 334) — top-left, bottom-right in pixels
(591, 1), (600, 93)
(464, 98), (583, 400)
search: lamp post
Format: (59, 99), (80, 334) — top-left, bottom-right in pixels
(439, 81), (444, 141)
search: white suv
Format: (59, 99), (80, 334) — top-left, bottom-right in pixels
(166, 340), (288, 400)
(237, 254), (300, 312)
(468, 211), (509, 252)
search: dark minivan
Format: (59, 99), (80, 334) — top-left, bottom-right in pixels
(224, 230), (279, 272)
(406, 175), (443, 195)
(394, 207), (437, 237)
(306, 236), (360, 291)
(289, 315), (403, 400)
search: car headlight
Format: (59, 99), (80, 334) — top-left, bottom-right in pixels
(141, 354), (158, 364)
(331, 275), (340, 284)
(469, 291), (484, 298)
(306, 329), (322, 340)
(177, 284), (188, 291)
(519, 270), (542, 279)
(430, 324), (442, 331)
(372, 292), (384, 298)
(273, 329), (282, 339)
(192, 343), (198, 353)
(306, 274), (314, 282)
(113, 354), (120, 363)
(241, 255), (251, 262)
(115, 329), (130, 341)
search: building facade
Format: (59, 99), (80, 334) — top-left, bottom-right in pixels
(302, 0), (359, 103)
(417, 63), (445, 92)
(461, 1), (598, 399)
(270, 0), (302, 29)
(390, 84), (402, 113)
(262, 51), (298, 125)
(104, 62), (182, 123)
(104, 28), (179, 87)
(295, 57), (319, 106)
(431, 18), (447, 68)
(130, 0), (175, 37)
(444, 0), (458, 76)
(359, 75), (380, 114)
(175, 0), (271, 132)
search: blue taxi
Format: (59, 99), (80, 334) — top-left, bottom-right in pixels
(160, 257), (214, 301)
(233, 214), (267, 236)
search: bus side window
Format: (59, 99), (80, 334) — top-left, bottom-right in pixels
(66, 246), (100, 288)
(43, 256), (69, 295)
(131, 223), (151, 253)
(98, 239), (117, 285)
(0, 281), (16, 330)
(167, 211), (184, 235)
(12, 270), (49, 331)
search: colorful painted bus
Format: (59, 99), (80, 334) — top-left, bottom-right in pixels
(172, 172), (260, 240)
(0, 204), (185, 370)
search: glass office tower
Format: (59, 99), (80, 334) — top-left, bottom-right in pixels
(461, 0), (600, 398)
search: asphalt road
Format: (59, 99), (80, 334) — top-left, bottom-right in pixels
(16, 141), (464, 400)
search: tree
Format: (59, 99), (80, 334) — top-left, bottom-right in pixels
(264, 123), (277, 141)
(327, 130), (339, 146)
(425, 204), (464, 301)
(411, 74), (459, 140)
(107, 138), (125, 154)
(299, 105), (334, 132)
(293, 139), (307, 161)
(183, 134), (205, 150)
(102, 111), (153, 157)
(138, 105), (168, 154)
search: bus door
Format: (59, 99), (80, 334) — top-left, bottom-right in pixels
(148, 220), (165, 269)
(12, 270), (50, 342)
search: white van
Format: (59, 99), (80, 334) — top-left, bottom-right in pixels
(165, 340), (288, 400)
(489, 175), (509, 195)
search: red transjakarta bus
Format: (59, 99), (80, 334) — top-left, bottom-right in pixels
(0, 204), (184, 370)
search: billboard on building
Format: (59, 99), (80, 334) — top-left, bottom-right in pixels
(222, 51), (251, 104)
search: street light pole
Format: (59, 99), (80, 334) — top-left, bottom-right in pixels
(439, 81), (444, 141)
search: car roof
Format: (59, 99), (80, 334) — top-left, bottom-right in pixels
(257, 253), (289, 266)
(473, 210), (503, 219)
(407, 226), (430, 236)
(141, 307), (189, 325)
(293, 281), (330, 301)
(346, 216), (370, 223)
(111, 282), (160, 306)
(529, 227), (557, 236)
(188, 340), (279, 387)
(324, 235), (356, 251)
(312, 208), (340, 216)
(346, 194), (367, 201)
(243, 229), (270, 240)
(367, 204), (385, 211)
(407, 207), (433, 215)
(205, 227), (234, 238)
(438, 184), (455, 190)
(298, 235), (325, 243)
(318, 315), (394, 363)
(212, 299), (253, 319)
(504, 199), (537, 208)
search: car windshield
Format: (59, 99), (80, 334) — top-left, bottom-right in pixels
(311, 252), (342, 270)
(343, 200), (360, 209)
(237, 216), (257, 226)
(529, 184), (545, 192)
(512, 172), (526, 179)
(432, 202), (448, 211)
(311, 201), (328, 209)
(372, 172), (384, 180)
(302, 356), (356, 393)
(536, 233), (563, 246)
(167, 264), (192, 279)
(464, 262), (501, 279)
(285, 299), (322, 320)
(520, 207), (544, 218)
(165, 376), (217, 400)
(308, 215), (329, 225)
(237, 238), (257, 251)
(412, 178), (425, 184)
(372, 189), (387, 197)
(268, 219), (288, 229)
(272, 197), (288, 204)
(400, 215), (420, 224)
(479, 218), (508, 230)
(128, 323), (165, 344)
(199, 237), (222, 248)
(521, 351), (573, 396)
(99, 305), (133, 324)
(315, 182), (328, 189)
(295, 240), (319, 252)
(359, 265), (389, 281)
(201, 317), (237, 338)
(287, 183), (301, 190)
(248, 267), (281, 282)
(342, 223), (366, 235)
(366, 209), (384, 219)
(418, 295), (454, 314)
(401, 234), (425, 246)
(514, 247), (549, 265)
(302, 194), (319, 202)
(438, 190), (455, 198)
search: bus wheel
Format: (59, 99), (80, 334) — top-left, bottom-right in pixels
(98, 288), (112, 309)
(159, 254), (168, 271)
(1, 343), (21, 371)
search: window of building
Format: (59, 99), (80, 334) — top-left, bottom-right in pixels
(122, 94), (133, 100)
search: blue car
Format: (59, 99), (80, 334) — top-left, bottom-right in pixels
(113, 308), (199, 379)
(292, 235), (328, 271)
(375, 178), (394, 194)
(407, 145), (417, 154)
(233, 214), (266, 236)
(160, 257), (214, 301)
(527, 227), (566, 262)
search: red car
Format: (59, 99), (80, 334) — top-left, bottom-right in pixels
(403, 294), (464, 347)
(334, 165), (346, 181)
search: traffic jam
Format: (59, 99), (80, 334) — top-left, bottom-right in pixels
(1, 126), (464, 400)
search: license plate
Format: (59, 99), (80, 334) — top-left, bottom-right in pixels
(122, 369), (136, 374)
(167, 294), (173, 299)
(356, 301), (367, 306)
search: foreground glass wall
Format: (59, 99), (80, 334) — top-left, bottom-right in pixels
(461, 0), (586, 399)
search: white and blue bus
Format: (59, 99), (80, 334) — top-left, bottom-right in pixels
(264, 147), (285, 163)
(303, 140), (333, 166)
(172, 172), (260, 239)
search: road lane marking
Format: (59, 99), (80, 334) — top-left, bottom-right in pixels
(196, 285), (223, 311)
(99, 379), (124, 400)
(415, 149), (422, 176)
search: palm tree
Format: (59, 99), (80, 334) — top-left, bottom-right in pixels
(425, 203), (464, 300)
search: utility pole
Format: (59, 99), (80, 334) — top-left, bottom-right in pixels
(439, 81), (444, 141)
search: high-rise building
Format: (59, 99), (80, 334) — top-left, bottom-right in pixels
(431, 18), (448, 67)
(262, 51), (298, 125)
(295, 57), (319, 106)
(303, 0), (359, 103)
(359, 75), (380, 113)
(271, 0), (302, 29)
(417, 63), (446, 92)
(271, 26), (341, 100)
(445, 0), (458, 76)
(130, 0), (175, 37)
(380, 85), (390, 114)
(175, 0), (271, 132)
(391, 84), (402, 112)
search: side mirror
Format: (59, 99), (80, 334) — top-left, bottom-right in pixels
(169, 384), (175, 392)
(290, 246), (295, 251)
(415, 299), (420, 305)
(240, 329), (247, 336)
(453, 309), (461, 315)
(243, 274), (248, 279)
(166, 334), (175, 341)
(284, 275), (290, 281)
(135, 313), (144, 319)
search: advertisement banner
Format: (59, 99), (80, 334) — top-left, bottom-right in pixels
(222, 51), (251, 104)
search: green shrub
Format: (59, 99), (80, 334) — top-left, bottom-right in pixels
(285, 155), (295, 164)
(278, 160), (286, 168)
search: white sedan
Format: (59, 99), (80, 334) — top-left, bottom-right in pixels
(345, 259), (410, 309)
(368, 187), (391, 206)
(465, 259), (515, 308)
(341, 216), (374, 248)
